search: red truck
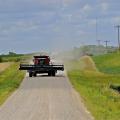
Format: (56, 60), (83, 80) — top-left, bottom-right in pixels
(19, 55), (64, 77)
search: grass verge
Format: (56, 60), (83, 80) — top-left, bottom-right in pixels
(66, 54), (120, 120)
(0, 63), (25, 105)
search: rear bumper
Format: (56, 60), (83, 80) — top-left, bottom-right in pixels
(19, 64), (64, 71)
(28, 70), (56, 73)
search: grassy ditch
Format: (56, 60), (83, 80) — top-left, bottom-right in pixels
(66, 54), (120, 120)
(0, 63), (25, 105)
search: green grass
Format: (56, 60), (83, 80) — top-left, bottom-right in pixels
(66, 53), (120, 120)
(0, 63), (25, 105)
(92, 53), (120, 74)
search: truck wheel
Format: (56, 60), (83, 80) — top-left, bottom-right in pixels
(48, 72), (51, 76)
(52, 71), (55, 76)
(29, 72), (33, 77)
(33, 73), (37, 77)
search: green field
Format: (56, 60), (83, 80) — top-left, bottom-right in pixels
(66, 53), (120, 120)
(0, 54), (32, 63)
(92, 53), (120, 74)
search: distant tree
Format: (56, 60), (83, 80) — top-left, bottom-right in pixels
(9, 52), (16, 55)
(0, 57), (3, 62)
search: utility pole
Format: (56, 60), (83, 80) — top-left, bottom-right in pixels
(104, 40), (110, 48)
(115, 25), (120, 51)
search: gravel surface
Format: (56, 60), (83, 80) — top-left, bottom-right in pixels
(0, 71), (94, 120)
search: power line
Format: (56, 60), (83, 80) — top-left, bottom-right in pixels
(115, 25), (120, 51)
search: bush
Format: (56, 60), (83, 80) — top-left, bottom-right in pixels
(9, 52), (16, 56)
(0, 57), (3, 62)
(15, 58), (21, 62)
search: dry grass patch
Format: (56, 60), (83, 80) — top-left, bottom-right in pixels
(79, 56), (98, 71)
(0, 62), (12, 73)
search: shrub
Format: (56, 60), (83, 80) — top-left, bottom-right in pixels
(0, 57), (3, 62)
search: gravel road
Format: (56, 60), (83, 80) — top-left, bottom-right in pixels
(0, 71), (94, 120)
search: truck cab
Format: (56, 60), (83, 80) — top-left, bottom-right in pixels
(33, 56), (50, 65)
(28, 55), (56, 77)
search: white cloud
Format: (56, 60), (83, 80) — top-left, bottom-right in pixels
(35, 0), (78, 6)
(0, 0), (80, 10)
(62, 0), (79, 7)
(76, 30), (86, 35)
(100, 2), (109, 13)
(16, 0), (78, 8)
(88, 19), (96, 26)
(0, 20), (39, 35)
(80, 4), (93, 17)
(82, 4), (92, 13)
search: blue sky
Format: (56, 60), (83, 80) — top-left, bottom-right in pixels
(0, 0), (120, 53)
